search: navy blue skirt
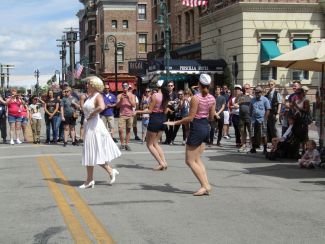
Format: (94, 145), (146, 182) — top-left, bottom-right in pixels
(147, 112), (167, 132)
(186, 118), (209, 146)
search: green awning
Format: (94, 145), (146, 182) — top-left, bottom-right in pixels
(260, 40), (281, 63)
(293, 40), (308, 50)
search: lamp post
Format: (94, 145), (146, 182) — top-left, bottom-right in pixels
(65, 28), (78, 87)
(55, 70), (61, 83)
(156, 0), (171, 81)
(34, 69), (40, 95)
(104, 35), (118, 96)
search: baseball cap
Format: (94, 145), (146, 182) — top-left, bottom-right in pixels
(157, 79), (164, 87)
(234, 84), (242, 89)
(63, 82), (69, 86)
(199, 74), (211, 86)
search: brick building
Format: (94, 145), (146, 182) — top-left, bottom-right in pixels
(77, 0), (152, 91)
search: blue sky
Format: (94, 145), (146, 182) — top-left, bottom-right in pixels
(0, 0), (83, 87)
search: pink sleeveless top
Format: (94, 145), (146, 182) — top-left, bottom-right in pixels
(119, 94), (133, 117)
(152, 93), (163, 113)
(7, 98), (22, 117)
(194, 93), (215, 119)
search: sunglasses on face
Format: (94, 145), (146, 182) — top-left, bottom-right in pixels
(178, 94), (183, 96)
(168, 85), (174, 87)
(146, 90), (150, 92)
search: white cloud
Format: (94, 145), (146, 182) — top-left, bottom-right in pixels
(0, 0), (83, 78)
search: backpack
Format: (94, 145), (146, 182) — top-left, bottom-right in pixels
(267, 90), (279, 115)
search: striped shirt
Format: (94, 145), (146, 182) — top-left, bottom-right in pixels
(194, 93), (215, 119)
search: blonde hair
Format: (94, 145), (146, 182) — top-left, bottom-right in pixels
(85, 76), (104, 92)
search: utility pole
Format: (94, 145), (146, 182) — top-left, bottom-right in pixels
(34, 69), (40, 96)
(0, 64), (14, 92)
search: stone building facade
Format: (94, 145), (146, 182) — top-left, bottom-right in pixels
(199, 0), (325, 90)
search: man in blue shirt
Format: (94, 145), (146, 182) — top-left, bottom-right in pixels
(101, 83), (117, 142)
(250, 86), (271, 153)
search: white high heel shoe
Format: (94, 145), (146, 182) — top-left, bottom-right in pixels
(109, 169), (119, 185)
(79, 180), (95, 189)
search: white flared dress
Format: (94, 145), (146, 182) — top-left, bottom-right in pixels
(82, 92), (121, 166)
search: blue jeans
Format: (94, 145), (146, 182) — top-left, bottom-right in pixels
(45, 115), (60, 141)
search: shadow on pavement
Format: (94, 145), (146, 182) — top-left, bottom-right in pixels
(88, 199), (174, 206)
(33, 226), (65, 244)
(300, 180), (325, 186)
(115, 163), (153, 170)
(243, 164), (325, 179)
(43, 178), (108, 187)
(136, 183), (193, 194)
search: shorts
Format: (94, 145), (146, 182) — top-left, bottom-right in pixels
(186, 118), (209, 146)
(223, 111), (230, 125)
(251, 121), (267, 138)
(142, 118), (149, 134)
(21, 117), (29, 124)
(147, 113), (166, 132)
(8, 115), (23, 123)
(133, 115), (138, 127)
(62, 116), (76, 126)
(101, 115), (114, 131)
(118, 116), (133, 129)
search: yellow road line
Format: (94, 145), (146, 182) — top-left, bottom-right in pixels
(37, 156), (92, 244)
(47, 155), (115, 244)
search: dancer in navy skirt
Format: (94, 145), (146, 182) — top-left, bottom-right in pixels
(165, 74), (216, 196)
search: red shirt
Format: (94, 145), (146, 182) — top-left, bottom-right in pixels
(7, 98), (22, 117)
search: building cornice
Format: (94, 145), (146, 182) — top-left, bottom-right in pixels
(199, 2), (321, 25)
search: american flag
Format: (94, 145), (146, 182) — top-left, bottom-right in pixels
(74, 63), (84, 79)
(182, 0), (208, 7)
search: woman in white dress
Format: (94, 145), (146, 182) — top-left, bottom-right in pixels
(79, 76), (121, 189)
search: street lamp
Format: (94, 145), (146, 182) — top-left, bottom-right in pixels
(34, 69), (40, 95)
(65, 28), (79, 87)
(55, 70), (61, 83)
(156, 0), (171, 81)
(104, 35), (118, 96)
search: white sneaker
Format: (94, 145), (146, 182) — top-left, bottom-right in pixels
(10, 139), (14, 145)
(16, 139), (22, 144)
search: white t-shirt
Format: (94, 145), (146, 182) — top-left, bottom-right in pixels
(29, 104), (42, 120)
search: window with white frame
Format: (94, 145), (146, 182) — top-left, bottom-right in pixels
(123, 20), (128, 29)
(117, 47), (124, 62)
(138, 34), (147, 53)
(292, 39), (309, 81)
(260, 38), (280, 81)
(111, 20), (117, 29)
(138, 4), (146, 20)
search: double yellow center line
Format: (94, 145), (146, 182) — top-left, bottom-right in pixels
(37, 155), (115, 243)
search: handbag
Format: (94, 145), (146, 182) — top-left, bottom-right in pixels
(301, 111), (313, 125)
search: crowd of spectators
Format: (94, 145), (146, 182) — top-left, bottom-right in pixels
(0, 78), (324, 169)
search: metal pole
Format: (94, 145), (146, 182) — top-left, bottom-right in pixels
(62, 36), (67, 84)
(320, 64), (324, 148)
(0, 65), (4, 94)
(6, 66), (10, 89)
(114, 41), (118, 96)
(70, 41), (75, 86)
(164, 2), (170, 81)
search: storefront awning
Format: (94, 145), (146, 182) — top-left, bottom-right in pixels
(293, 40), (308, 50)
(147, 59), (227, 75)
(260, 40), (281, 63)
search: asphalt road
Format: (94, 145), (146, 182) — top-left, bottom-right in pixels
(0, 122), (325, 244)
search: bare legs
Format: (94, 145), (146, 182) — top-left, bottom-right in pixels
(185, 144), (211, 195)
(82, 163), (118, 185)
(146, 130), (167, 170)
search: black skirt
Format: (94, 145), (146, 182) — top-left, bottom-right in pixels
(147, 112), (167, 132)
(186, 118), (209, 146)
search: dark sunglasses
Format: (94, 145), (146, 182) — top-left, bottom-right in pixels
(178, 93), (183, 95)
(146, 90), (150, 92)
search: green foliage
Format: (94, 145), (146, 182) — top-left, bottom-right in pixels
(223, 66), (233, 89)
